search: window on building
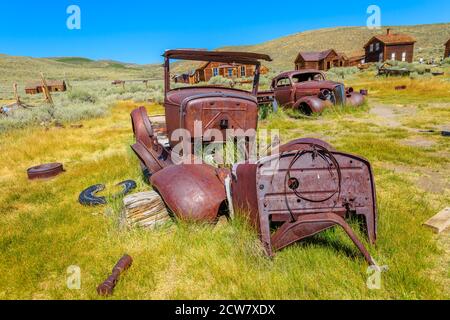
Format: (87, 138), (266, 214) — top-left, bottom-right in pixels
(379, 53), (383, 62)
(228, 68), (233, 77)
(391, 53), (396, 61)
(375, 43), (380, 51)
(370, 44), (374, 52)
(240, 66), (246, 77)
(402, 52), (407, 62)
(213, 68), (219, 77)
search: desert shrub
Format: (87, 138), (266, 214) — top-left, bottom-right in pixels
(208, 76), (232, 86)
(0, 101), (108, 132)
(410, 72), (420, 79)
(327, 67), (359, 81)
(441, 57), (450, 65)
(68, 89), (97, 103)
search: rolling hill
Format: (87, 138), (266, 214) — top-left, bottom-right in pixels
(1, 23), (449, 83)
(174, 23), (450, 73)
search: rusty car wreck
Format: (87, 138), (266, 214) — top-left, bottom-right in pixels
(267, 70), (366, 114)
(130, 49), (378, 266)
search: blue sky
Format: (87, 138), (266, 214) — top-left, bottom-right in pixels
(0, 0), (449, 64)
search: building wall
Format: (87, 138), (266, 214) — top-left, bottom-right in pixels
(295, 59), (320, 70)
(384, 44), (414, 63)
(445, 42), (450, 58)
(192, 62), (262, 83)
(322, 51), (340, 70)
(365, 39), (386, 63)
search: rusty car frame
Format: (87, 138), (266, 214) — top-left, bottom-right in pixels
(129, 50), (378, 266)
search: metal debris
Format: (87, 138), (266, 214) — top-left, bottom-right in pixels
(97, 254), (133, 296)
(27, 163), (64, 180)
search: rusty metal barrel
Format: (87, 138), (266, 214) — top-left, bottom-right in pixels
(27, 163), (64, 180)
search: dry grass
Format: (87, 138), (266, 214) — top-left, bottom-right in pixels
(0, 90), (449, 299)
(0, 51), (449, 299)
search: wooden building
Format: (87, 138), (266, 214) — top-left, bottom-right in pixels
(294, 49), (348, 71)
(346, 51), (366, 67)
(445, 39), (450, 59)
(187, 62), (269, 84)
(25, 80), (67, 95)
(364, 28), (416, 63)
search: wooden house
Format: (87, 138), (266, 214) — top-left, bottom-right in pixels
(347, 51), (366, 67)
(25, 80), (67, 95)
(294, 49), (347, 71)
(188, 62), (269, 84)
(364, 28), (416, 63)
(445, 39), (450, 59)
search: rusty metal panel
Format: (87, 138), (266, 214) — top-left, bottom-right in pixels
(231, 140), (377, 264)
(130, 107), (173, 177)
(151, 164), (228, 222)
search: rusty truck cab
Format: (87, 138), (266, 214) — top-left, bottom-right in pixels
(163, 50), (272, 148)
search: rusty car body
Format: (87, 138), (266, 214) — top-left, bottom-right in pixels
(162, 49), (272, 149)
(129, 50), (378, 266)
(231, 138), (377, 265)
(268, 70), (366, 114)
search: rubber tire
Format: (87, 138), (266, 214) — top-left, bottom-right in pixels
(79, 184), (107, 206)
(114, 180), (137, 198)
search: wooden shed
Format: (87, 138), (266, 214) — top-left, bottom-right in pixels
(25, 80), (67, 95)
(294, 49), (347, 71)
(189, 62), (269, 84)
(347, 51), (366, 67)
(445, 39), (450, 59)
(364, 28), (416, 63)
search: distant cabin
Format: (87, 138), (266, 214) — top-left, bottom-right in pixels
(364, 28), (416, 63)
(347, 52), (366, 67)
(294, 49), (348, 71)
(445, 39), (450, 59)
(25, 80), (67, 95)
(185, 62), (269, 84)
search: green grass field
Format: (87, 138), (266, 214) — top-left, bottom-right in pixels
(0, 62), (449, 299)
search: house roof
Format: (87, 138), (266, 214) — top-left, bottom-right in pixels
(364, 32), (416, 47)
(295, 49), (337, 62)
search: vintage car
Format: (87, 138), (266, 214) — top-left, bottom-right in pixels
(269, 70), (365, 114)
(130, 49), (273, 178)
(162, 49), (272, 148)
(128, 50), (378, 266)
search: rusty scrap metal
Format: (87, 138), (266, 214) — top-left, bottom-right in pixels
(27, 163), (64, 180)
(97, 254), (133, 296)
(128, 49), (378, 266)
(131, 106), (173, 177)
(231, 140), (377, 265)
(151, 164), (228, 222)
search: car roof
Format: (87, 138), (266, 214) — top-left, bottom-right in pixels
(275, 70), (326, 79)
(163, 49), (272, 65)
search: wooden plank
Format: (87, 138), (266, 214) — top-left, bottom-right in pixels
(424, 207), (450, 234)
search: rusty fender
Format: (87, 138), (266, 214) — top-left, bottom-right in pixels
(293, 96), (332, 114)
(231, 139), (377, 265)
(151, 164), (229, 222)
(130, 107), (173, 176)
